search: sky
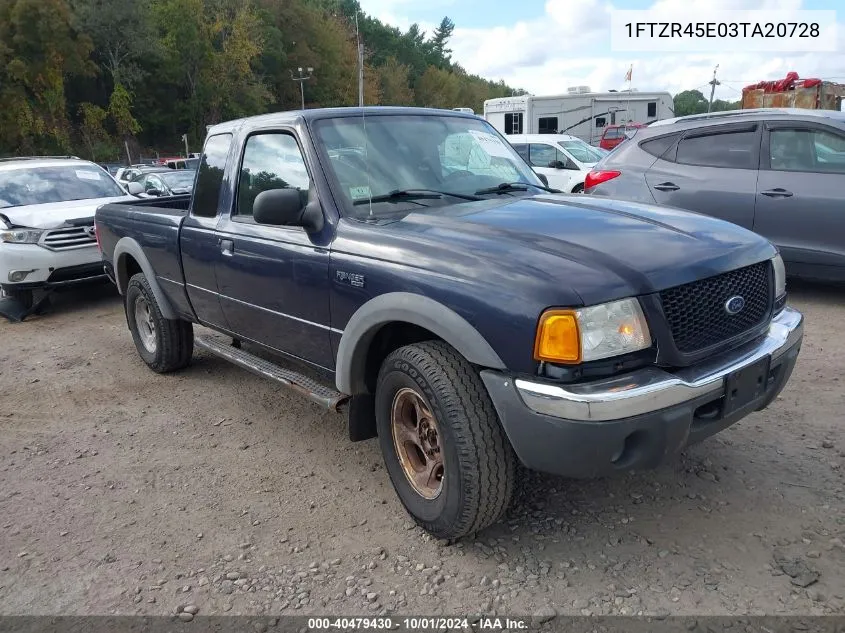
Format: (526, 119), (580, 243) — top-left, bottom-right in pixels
(356, 0), (845, 102)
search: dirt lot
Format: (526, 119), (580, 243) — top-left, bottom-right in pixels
(1, 282), (844, 618)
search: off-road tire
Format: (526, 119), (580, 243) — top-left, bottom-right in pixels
(125, 273), (193, 373)
(375, 341), (516, 539)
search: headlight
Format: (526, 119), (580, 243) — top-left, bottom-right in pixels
(772, 253), (786, 298)
(0, 229), (42, 244)
(534, 298), (652, 364)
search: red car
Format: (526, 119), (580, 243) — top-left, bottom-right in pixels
(599, 123), (645, 150)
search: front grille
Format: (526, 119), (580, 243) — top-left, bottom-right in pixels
(41, 226), (96, 250)
(660, 261), (772, 354)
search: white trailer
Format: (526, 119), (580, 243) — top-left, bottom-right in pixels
(483, 89), (674, 145)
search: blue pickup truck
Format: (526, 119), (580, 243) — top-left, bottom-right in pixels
(95, 107), (804, 539)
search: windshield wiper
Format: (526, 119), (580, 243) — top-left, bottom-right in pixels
(474, 182), (561, 195)
(352, 188), (482, 205)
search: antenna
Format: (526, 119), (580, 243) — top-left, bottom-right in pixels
(356, 12), (364, 107)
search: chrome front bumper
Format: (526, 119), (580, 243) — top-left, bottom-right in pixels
(515, 306), (803, 422)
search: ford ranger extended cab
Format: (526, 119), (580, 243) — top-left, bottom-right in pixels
(95, 107), (803, 539)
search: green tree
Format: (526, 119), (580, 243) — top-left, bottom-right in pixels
(0, 0), (94, 154)
(378, 57), (414, 105)
(109, 82), (141, 142)
(415, 65), (460, 108)
(78, 102), (111, 160)
(430, 17), (454, 66)
(70, 0), (154, 87)
(674, 89), (739, 116)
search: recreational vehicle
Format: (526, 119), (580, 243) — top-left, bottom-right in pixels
(483, 88), (674, 145)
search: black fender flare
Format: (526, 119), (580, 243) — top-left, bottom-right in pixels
(113, 237), (177, 320)
(335, 292), (505, 395)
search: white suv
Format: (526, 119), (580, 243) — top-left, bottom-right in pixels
(0, 157), (131, 310)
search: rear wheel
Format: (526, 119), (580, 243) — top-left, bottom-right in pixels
(125, 273), (193, 373)
(375, 341), (516, 539)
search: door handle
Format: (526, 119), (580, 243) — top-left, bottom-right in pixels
(760, 188), (793, 198)
(220, 239), (234, 256)
(653, 182), (679, 192)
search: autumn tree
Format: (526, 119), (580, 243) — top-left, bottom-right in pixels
(0, 0), (523, 157)
(78, 102), (111, 160)
(0, 0), (94, 154)
(415, 66), (460, 109)
(378, 57), (414, 105)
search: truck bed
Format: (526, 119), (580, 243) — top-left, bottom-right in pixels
(96, 194), (191, 315)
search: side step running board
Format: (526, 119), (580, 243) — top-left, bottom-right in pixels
(194, 336), (349, 411)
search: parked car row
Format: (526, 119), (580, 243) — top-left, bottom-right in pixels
(584, 108), (845, 283)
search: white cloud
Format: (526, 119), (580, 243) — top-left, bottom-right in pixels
(362, 0), (845, 102)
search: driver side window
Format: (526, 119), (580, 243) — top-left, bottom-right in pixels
(236, 133), (311, 218)
(145, 176), (162, 191)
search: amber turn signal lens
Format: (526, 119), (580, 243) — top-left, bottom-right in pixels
(534, 310), (581, 363)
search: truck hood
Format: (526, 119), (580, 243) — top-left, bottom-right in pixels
(350, 194), (776, 307)
(1, 196), (134, 230)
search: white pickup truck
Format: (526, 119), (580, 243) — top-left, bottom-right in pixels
(0, 156), (132, 312)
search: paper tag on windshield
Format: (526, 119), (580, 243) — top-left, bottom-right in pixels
(76, 170), (102, 181)
(349, 186), (371, 200)
(468, 131), (513, 159)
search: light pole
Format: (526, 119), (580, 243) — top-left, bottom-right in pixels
(291, 67), (314, 110)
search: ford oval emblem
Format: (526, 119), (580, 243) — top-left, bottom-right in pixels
(725, 295), (745, 315)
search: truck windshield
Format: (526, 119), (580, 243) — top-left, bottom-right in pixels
(0, 165), (125, 209)
(313, 114), (544, 218)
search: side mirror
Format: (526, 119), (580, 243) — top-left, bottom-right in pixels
(126, 182), (144, 195)
(535, 173), (549, 187)
(548, 160), (565, 169)
(253, 188), (324, 232)
(146, 188), (162, 197)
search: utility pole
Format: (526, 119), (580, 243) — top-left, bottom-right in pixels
(707, 64), (721, 113)
(181, 133), (189, 157)
(290, 67), (314, 110)
(356, 12), (364, 107)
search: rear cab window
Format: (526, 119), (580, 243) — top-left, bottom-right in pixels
(191, 133), (233, 217)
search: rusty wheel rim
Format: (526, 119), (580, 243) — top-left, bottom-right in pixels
(390, 388), (444, 500)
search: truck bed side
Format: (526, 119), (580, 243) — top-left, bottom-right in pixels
(96, 195), (195, 320)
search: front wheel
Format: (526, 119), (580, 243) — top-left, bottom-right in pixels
(125, 273), (193, 373)
(571, 183), (584, 194)
(375, 341), (516, 539)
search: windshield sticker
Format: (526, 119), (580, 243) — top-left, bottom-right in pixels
(349, 186), (371, 200)
(468, 131), (514, 159)
(76, 170), (102, 181)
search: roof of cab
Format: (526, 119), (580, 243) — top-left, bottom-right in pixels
(206, 106), (478, 135)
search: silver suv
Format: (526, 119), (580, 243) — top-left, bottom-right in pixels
(585, 109), (845, 283)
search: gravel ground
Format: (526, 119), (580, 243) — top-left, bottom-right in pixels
(0, 281), (843, 618)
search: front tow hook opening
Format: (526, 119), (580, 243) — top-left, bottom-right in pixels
(611, 429), (650, 469)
